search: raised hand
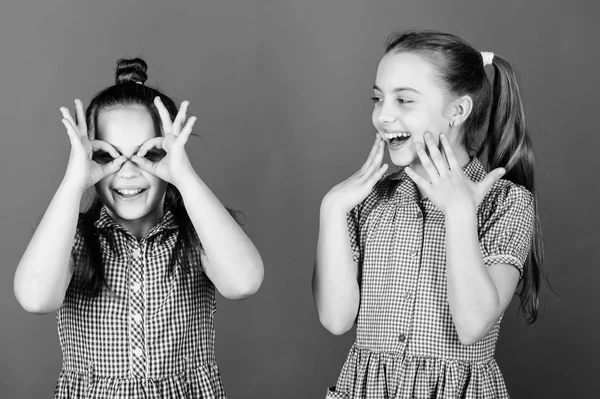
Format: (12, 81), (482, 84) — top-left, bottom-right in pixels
(61, 99), (127, 193)
(405, 132), (505, 215)
(131, 97), (197, 188)
(323, 135), (388, 213)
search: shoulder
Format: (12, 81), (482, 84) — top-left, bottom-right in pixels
(480, 179), (534, 219)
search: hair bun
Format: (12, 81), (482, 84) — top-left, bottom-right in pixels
(115, 58), (148, 85)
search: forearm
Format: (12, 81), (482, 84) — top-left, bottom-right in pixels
(14, 179), (83, 314)
(445, 207), (501, 345)
(177, 173), (263, 300)
(312, 200), (360, 335)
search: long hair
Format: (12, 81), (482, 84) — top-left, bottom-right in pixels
(385, 30), (546, 323)
(72, 58), (238, 296)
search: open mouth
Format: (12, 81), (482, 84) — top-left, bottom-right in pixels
(112, 188), (147, 199)
(384, 132), (411, 146)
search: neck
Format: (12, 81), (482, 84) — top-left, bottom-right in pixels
(107, 202), (165, 240)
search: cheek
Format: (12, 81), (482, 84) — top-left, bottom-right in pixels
(145, 174), (168, 196)
(94, 177), (111, 194)
(405, 107), (447, 134)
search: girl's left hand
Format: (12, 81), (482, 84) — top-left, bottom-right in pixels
(405, 132), (506, 215)
(131, 97), (197, 188)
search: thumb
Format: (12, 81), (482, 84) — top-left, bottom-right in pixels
(101, 156), (127, 176)
(478, 167), (505, 199)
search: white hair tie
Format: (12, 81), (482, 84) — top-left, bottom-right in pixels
(481, 52), (494, 66)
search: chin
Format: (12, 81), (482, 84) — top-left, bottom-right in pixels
(108, 204), (157, 222)
(98, 189), (163, 224)
(388, 148), (417, 168)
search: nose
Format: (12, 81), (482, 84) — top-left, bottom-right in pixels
(376, 100), (398, 125)
(116, 158), (141, 178)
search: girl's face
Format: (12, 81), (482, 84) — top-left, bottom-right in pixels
(372, 51), (456, 168)
(94, 106), (168, 235)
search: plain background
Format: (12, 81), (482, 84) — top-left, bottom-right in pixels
(1, 0), (597, 397)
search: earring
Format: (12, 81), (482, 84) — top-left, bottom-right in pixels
(449, 120), (455, 127)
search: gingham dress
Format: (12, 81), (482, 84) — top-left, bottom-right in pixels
(326, 157), (535, 399)
(54, 206), (226, 398)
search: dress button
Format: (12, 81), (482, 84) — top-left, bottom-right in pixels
(131, 282), (141, 292)
(398, 333), (407, 343)
(133, 314), (142, 323)
(132, 249), (141, 258)
(416, 210), (423, 219)
(409, 250), (418, 258)
(133, 348), (143, 357)
(403, 292), (412, 300)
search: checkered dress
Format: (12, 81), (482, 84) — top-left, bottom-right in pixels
(54, 206), (226, 398)
(326, 157), (535, 399)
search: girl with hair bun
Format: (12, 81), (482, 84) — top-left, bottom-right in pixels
(14, 58), (264, 398)
(313, 30), (546, 398)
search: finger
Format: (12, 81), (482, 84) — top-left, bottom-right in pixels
(478, 168), (506, 199)
(367, 163), (389, 185)
(60, 107), (77, 129)
(415, 142), (439, 184)
(154, 96), (173, 135)
(136, 137), (164, 157)
(405, 166), (430, 193)
(364, 138), (386, 177)
(62, 118), (80, 145)
(424, 132), (448, 177)
(100, 155), (128, 176)
(440, 134), (460, 170)
(172, 101), (189, 135)
(358, 140), (385, 182)
(178, 115), (196, 142)
(359, 136), (384, 175)
(91, 140), (120, 159)
(75, 99), (88, 135)
(130, 155), (158, 175)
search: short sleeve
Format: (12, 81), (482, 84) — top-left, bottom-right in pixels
(70, 215), (87, 272)
(346, 206), (361, 263)
(479, 183), (535, 277)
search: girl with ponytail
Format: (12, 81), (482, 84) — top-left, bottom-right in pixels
(313, 30), (545, 398)
(14, 58), (264, 398)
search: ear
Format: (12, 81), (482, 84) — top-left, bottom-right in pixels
(448, 95), (473, 127)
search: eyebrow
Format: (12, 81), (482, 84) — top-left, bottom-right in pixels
(373, 85), (421, 95)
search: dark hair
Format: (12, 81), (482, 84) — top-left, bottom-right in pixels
(385, 30), (545, 323)
(73, 58), (238, 296)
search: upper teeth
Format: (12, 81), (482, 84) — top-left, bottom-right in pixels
(384, 132), (411, 140)
(117, 189), (143, 195)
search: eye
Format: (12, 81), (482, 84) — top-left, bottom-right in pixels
(398, 99), (413, 104)
(370, 96), (382, 104)
(92, 151), (114, 164)
(144, 149), (167, 161)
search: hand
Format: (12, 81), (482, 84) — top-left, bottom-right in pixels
(323, 135), (388, 213)
(61, 99), (127, 193)
(405, 132), (505, 215)
(131, 97), (197, 187)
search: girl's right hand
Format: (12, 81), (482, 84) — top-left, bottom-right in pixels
(323, 135), (388, 213)
(60, 99), (127, 193)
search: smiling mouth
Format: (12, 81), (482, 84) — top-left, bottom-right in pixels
(383, 132), (411, 145)
(113, 188), (147, 198)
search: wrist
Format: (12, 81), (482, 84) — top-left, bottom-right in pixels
(321, 194), (350, 218)
(444, 203), (477, 224)
(172, 170), (200, 192)
(59, 177), (87, 197)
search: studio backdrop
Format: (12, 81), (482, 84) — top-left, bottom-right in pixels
(0, 0), (597, 398)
